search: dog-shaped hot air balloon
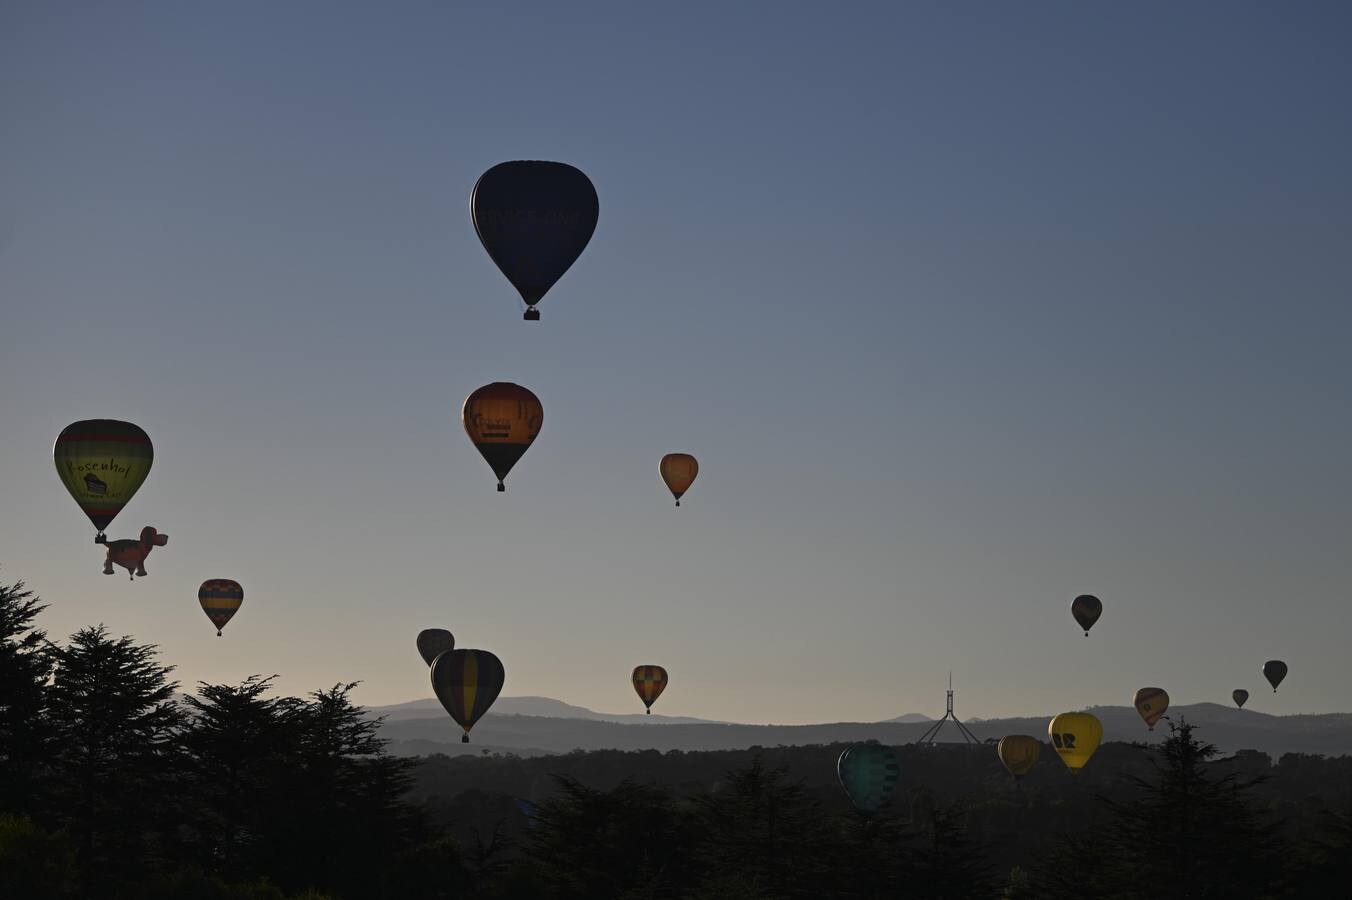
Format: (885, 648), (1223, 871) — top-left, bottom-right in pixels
(95, 526), (167, 579)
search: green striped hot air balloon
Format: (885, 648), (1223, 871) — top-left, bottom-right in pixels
(431, 649), (505, 743)
(837, 743), (900, 812)
(54, 419), (154, 538)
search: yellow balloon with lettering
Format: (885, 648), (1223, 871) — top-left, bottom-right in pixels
(1048, 712), (1103, 774)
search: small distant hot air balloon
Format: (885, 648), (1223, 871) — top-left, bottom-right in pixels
(1133, 687), (1169, 730)
(632, 665), (668, 714)
(837, 744), (900, 812)
(54, 420), (154, 539)
(462, 383), (543, 492)
(659, 454), (698, 506)
(1263, 660), (1287, 693)
(198, 580), (243, 637)
(432, 649), (505, 742)
(1048, 712), (1102, 774)
(471, 161), (599, 320)
(416, 629), (455, 667)
(1071, 595), (1102, 636)
(997, 735), (1042, 780)
(1233, 689), (1249, 709)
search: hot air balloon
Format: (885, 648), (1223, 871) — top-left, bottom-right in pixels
(198, 580), (243, 637)
(837, 744), (900, 812)
(1048, 712), (1102, 774)
(1071, 595), (1102, 636)
(471, 161), (599, 320)
(462, 383), (543, 492)
(416, 629), (455, 667)
(431, 648), (505, 742)
(1134, 687), (1169, 731)
(997, 735), (1042, 779)
(1233, 689), (1249, 709)
(660, 453), (698, 506)
(54, 420), (153, 539)
(632, 665), (668, 714)
(1263, 660), (1287, 692)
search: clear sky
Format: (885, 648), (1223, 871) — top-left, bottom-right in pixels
(2, 2), (1350, 725)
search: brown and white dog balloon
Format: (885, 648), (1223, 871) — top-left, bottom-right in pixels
(96, 526), (168, 580)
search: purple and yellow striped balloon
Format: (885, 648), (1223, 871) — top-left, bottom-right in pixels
(199, 579), (243, 637)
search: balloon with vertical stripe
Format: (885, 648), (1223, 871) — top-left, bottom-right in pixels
(837, 743), (900, 812)
(416, 629), (455, 667)
(432, 649), (506, 742)
(53, 419), (154, 535)
(659, 454), (699, 506)
(198, 580), (243, 637)
(631, 665), (668, 714)
(462, 383), (543, 491)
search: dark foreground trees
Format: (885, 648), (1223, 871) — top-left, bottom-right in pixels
(4, 572), (1351, 899)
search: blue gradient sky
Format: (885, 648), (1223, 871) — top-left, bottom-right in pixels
(2, 2), (1350, 724)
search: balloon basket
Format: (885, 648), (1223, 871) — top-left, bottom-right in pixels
(461, 734), (470, 743)
(523, 308), (540, 321)
(497, 483), (505, 492)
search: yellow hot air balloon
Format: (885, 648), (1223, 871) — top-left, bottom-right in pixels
(1048, 712), (1102, 774)
(659, 454), (698, 506)
(1133, 687), (1169, 731)
(462, 383), (543, 492)
(997, 735), (1042, 779)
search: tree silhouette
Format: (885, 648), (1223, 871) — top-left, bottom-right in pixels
(0, 576), (55, 815)
(45, 625), (183, 895)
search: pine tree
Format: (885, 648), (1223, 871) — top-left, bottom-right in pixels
(45, 625), (184, 894)
(0, 575), (56, 814)
(1105, 718), (1286, 899)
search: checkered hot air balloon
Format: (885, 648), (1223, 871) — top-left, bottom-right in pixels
(837, 744), (900, 813)
(632, 665), (668, 714)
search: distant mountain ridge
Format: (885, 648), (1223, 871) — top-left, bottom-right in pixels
(372, 697), (1352, 760)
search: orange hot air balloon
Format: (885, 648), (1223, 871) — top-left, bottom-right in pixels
(632, 665), (668, 714)
(997, 735), (1042, 779)
(462, 383), (543, 492)
(1133, 687), (1169, 730)
(659, 454), (698, 506)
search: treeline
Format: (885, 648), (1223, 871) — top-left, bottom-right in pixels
(4, 574), (1352, 899)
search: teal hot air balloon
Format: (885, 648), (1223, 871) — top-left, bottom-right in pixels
(837, 744), (900, 812)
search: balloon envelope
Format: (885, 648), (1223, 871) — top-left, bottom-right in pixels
(432, 649), (505, 741)
(462, 383), (543, 491)
(54, 420), (153, 534)
(1048, 712), (1103, 773)
(838, 744), (900, 812)
(1233, 689), (1249, 709)
(1134, 687), (1169, 730)
(660, 453), (698, 506)
(1071, 594), (1103, 635)
(198, 580), (243, 637)
(471, 161), (599, 319)
(997, 735), (1042, 778)
(632, 665), (668, 713)
(416, 629), (455, 667)
(1263, 660), (1288, 692)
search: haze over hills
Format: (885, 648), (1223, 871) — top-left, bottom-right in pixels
(371, 697), (1352, 760)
